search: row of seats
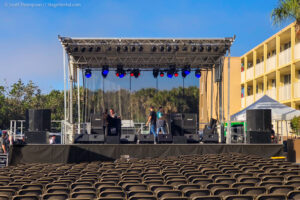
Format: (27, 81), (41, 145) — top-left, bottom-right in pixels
(0, 153), (299, 199)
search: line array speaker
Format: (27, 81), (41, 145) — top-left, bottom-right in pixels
(26, 109), (51, 132)
(246, 109), (271, 131)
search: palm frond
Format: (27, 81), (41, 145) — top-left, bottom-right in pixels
(271, 0), (300, 25)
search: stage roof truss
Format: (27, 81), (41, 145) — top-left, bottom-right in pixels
(59, 37), (234, 69)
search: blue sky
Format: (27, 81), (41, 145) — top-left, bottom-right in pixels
(0, 0), (293, 92)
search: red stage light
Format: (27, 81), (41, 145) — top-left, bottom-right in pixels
(116, 73), (119, 77)
(174, 72), (178, 77)
(160, 72), (164, 77)
(130, 72), (134, 77)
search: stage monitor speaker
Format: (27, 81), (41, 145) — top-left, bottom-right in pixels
(183, 128), (197, 135)
(74, 134), (89, 144)
(138, 134), (155, 144)
(202, 132), (219, 143)
(173, 136), (187, 144)
(88, 134), (104, 143)
(120, 134), (136, 144)
(185, 134), (200, 143)
(247, 131), (271, 144)
(106, 136), (120, 144)
(157, 134), (173, 144)
(90, 114), (103, 129)
(246, 109), (271, 131)
(25, 131), (48, 144)
(91, 128), (103, 135)
(182, 113), (197, 129)
(26, 109), (51, 132)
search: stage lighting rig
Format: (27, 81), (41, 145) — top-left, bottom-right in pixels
(182, 65), (191, 78)
(191, 46), (197, 52)
(131, 46), (136, 52)
(195, 69), (201, 78)
(167, 65), (176, 78)
(138, 46), (143, 52)
(73, 47), (78, 52)
(81, 47), (86, 52)
(85, 69), (92, 78)
(160, 71), (164, 77)
(116, 46), (121, 52)
(123, 46), (128, 52)
(102, 65), (109, 78)
(167, 46), (172, 52)
(116, 65), (126, 78)
(88, 47), (93, 52)
(174, 45), (179, 51)
(214, 46), (219, 52)
(153, 69), (159, 78)
(151, 46), (157, 52)
(174, 71), (179, 77)
(206, 45), (211, 52)
(199, 45), (204, 52)
(160, 46), (164, 52)
(95, 47), (101, 52)
(133, 69), (140, 78)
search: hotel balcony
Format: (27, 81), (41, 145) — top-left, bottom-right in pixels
(241, 97), (245, 108)
(241, 71), (245, 83)
(246, 67), (254, 81)
(279, 84), (291, 101)
(246, 95), (254, 106)
(295, 42), (300, 60)
(255, 62), (264, 77)
(295, 81), (300, 98)
(266, 87), (276, 100)
(279, 48), (291, 67)
(255, 92), (264, 101)
(266, 55), (276, 72)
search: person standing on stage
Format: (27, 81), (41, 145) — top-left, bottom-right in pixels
(109, 108), (119, 119)
(146, 106), (157, 138)
(0, 131), (9, 154)
(103, 109), (111, 137)
(156, 107), (166, 135)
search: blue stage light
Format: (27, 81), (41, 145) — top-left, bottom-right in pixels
(195, 69), (201, 78)
(102, 65), (109, 78)
(167, 72), (173, 78)
(85, 69), (92, 78)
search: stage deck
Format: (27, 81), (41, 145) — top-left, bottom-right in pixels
(9, 144), (283, 165)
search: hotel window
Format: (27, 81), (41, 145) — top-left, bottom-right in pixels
(284, 74), (291, 85)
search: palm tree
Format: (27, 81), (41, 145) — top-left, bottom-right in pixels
(271, 0), (300, 36)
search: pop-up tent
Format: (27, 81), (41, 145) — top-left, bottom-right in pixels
(231, 95), (300, 121)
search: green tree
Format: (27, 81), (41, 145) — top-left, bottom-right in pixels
(271, 0), (300, 34)
(290, 116), (300, 135)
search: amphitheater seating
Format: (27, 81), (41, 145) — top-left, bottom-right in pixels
(1, 153), (300, 199)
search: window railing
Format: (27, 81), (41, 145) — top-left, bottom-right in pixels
(279, 84), (291, 101)
(295, 42), (300, 60)
(279, 48), (291, 66)
(266, 55), (276, 72)
(266, 87), (276, 100)
(246, 95), (253, 106)
(255, 62), (264, 77)
(246, 67), (254, 80)
(241, 71), (245, 83)
(294, 81), (300, 98)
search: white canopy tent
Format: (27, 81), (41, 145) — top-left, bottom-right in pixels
(231, 95), (300, 142)
(231, 95), (300, 121)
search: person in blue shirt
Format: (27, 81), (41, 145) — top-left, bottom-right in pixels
(156, 107), (166, 135)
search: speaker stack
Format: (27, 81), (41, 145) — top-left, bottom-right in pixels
(171, 113), (199, 143)
(246, 109), (272, 144)
(25, 109), (51, 144)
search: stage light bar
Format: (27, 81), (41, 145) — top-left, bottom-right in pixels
(85, 69), (92, 78)
(153, 69), (159, 78)
(195, 69), (201, 78)
(102, 65), (109, 78)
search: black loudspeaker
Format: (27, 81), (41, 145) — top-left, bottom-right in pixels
(91, 128), (103, 135)
(26, 109), (51, 132)
(246, 109), (271, 131)
(247, 131), (271, 144)
(182, 113), (197, 129)
(170, 113), (183, 136)
(173, 136), (187, 144)
(88, 134), (104, 143)
(185, 134), (200, 143)
(120, 134), (136, 144)
(90, 114), (103, 129)
(74, 134), (89, 144)
(25, 131), (48, 144)
(106, 136), (120, 144)
(138, 134), (155, 144)
(157, 134), (173, 144)
(202, 132), (219, 143)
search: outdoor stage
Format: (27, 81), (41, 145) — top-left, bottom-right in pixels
(9, 144), (284, 165)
